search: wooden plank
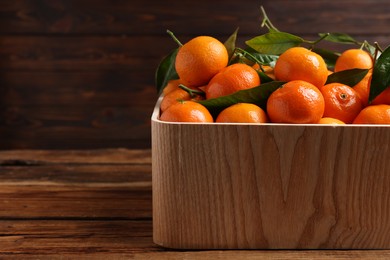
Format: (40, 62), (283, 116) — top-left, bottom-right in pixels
(0, 36), (172, 71)
(0, 71), (156, 149)
(0, 105), (153, 149)
(0, 165), (151, 183)
(0, 149), (152, 218)
(1, 220), (390, 257)
(0, 149), (151, 164)
(0, 132), (151, 150)
(0, 71), (157, 106)
(3, 251), (390, 260)
(0, 220), (157, 253)
(0, 125), (152, 149)
(115, 251), (390, 260)
(1, 0), (390, 36)
(0, 185), (151, 218)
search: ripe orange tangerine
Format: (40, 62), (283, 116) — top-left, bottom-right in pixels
(353, 104), (390, 124)
(372, 86), (390, 105)
(318, 117), (346, 125)
(216, 103), (268, 123)
(321, 83), (363, 123)
(160, 87), (204, 112)
(175, 36), (228, 87)
(252, 64), (275, 80)
(160, 100), (213, 123)
(274, 47), (328, 88)
(267, 80), (325, 124)
(334, 49), (373, 72)
(352, 71), (372, 107)
(205, 63), (260, 99)
(162, 79), (184, 95)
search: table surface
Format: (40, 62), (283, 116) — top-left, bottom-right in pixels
(1, 148), (390, 259)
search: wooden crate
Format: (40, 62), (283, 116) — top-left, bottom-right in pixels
(151, 98), (390, 249)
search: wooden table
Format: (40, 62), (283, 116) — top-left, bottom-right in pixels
(1, 149), (390, 259)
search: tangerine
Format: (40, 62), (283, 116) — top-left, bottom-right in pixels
(372, 86), (390, 105)
(162, 79), (184, 95)
(267, 80), (325, 124)
(318, 117), (346, 124)
(160, 87), (203, 112)
(334, 49), (373, 72)
(175, 36), (228, 87)
(205, 63), (260, 99)
(252, 64), (275, 80)
(352, 71), (372, 107)
(274, 47), (328, 88)
(320, 83), (363, 123)
(216, 103), (268, 123)
(160, 100), (213, 123)
(353, 104), (390, 124)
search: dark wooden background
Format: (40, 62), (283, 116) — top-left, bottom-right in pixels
(1, 0), (389, 150)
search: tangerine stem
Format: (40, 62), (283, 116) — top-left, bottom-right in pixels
(307, 33), (330, 49)
(260, 6), (279, 32)
(359, 42), (365, 50)
(179, 84), (205, 98)
(373, 42), (381, 67)
(235, 47), (263, 65)
(374, 41), (384, 54)
(167, 30), (183, 47)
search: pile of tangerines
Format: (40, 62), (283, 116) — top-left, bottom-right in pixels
(157, 24), (390, 125)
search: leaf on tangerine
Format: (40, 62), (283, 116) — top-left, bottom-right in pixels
(326, 68), (369, 87)
(245, 31), (304, 55)
(312, 48), (340, 69)
(369, 44), (390, 102)
(198, 81), (285, 116)
(155, 48), (179, 95)
(224, 27), (239, 59)
(319, 32), (358, 44)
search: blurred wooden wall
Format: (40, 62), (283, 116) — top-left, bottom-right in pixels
(1, 0), (389, 149)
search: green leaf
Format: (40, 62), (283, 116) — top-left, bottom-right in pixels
(326, 68), (369, 86)
(319, 32), (358, 44)
(234, 47), (278, 66)
(247, 51), (279, 66)
(155, 48), (179, 95)
(198, 81), (285, 116)
(312, 48), (340, 69)
(224, 27), (239, 59)
(245, 32), (304, 55)
(369, 45), (390, 102)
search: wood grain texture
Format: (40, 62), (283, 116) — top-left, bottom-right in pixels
(2, 218), (390, 258)
(152, 113), (390, 249)
(0, 148), (151, 164)
(0, 149), (152, 219)
(3, 251), (390, 260)
(0, 220), (156, 254)
(1, 0), (390, 149)
(0, 36), (169, 71)
(1, 0), (390, 37)
(0, 185), (151, 219)
(1, 148), (390, 257)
